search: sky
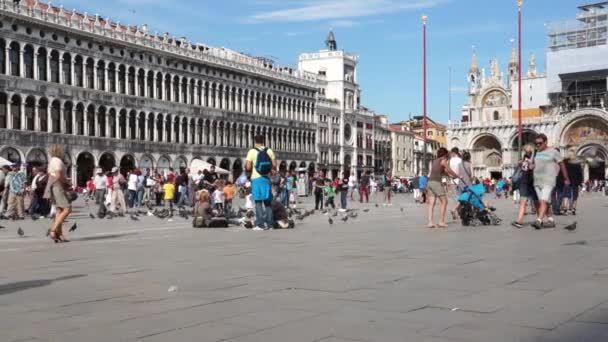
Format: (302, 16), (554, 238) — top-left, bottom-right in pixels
(57, 0), (580, 124)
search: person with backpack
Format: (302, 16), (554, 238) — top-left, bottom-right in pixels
(245, 135), (277, 231)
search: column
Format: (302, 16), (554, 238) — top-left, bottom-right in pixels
(33, 52), (38, 80)
(134, 70), (139, 97)
(105, 113), (110, 138)
(5, 96), (11, 130)
(34, 102), (39, 131)
(71, 58), (76, 86)
(46, 54), (51, 82)
(94, 109), (99, 137)
(19, 48), (25, 78)
(104, 67), (109, 92)
(153, 116), (159, 142)
(135, 114), (139, 140)
(20, 102), (25, 130)
(126, 114), (131, 140)
(161, 76), (166, 101)
(152, 75), (157, 99)
(93, 59), (98, 90)
(71, 107), (76, 136)
(115, 113), (120, 139)
(59, 104), (65, 133)
(3, 48), (9, 75)
(46, 103), (51, 133)
(144, 114), (149, 141)
(114, 67), (119, 94)
(83, 109), (89, 136)
(186, 79), (191, 105)
(143, 70), (149, 98)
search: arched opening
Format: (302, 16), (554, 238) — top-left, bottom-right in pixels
(289, 161), (298, 172)
(10, 95), (21, 130)
(219, 158), (230, 179)
(308, 162), (316, 177)
(50, 50), (60, 83)
(97, 60), (105, 90)
(147, 71), (154, 98)
(157, 155), (171, 176)
(175, 156), (188, 171)
(108, 62), (116, 92)
(25, 96), (35, 131)
(579, 144), (607, 181)
(173, 76), (180, 102)
(74, 55), (84, 87)
(62, 53), (72, 85)
(23, 45), (34, 79)
(156, 114), (164, 142)
(207, 157), (216, 166)
(86, 105), (95, 136)
(37, 47), (47, 81)
(279, 161), (287, 173)
(128, 67), (136, 95)
(51, 100), (60, 133)
(26, 148), (48, 166)
(148, 113), (155, 141)
(76, 152), (95, 187)
(299, 161), (307, 168)
(0, 147), (21, 164)
(129, 110), (137, 138)
(120, 154), (136, 175)
(0, 40), (5, 75)
(118, 65), (126, 94)
(64, 102), (73, 134)
(232, 159), (243, 181)
(472, 134), (503, 179)
(9, 42), (20, 77)
(98, 152), (116, 172)
(75, 103), (84, 135)
(137, 69), (145, 96)
(86, 58), (95, 89)
(511, 131), (537, 149)
(0, 93), (6, 129)
(155, 72), (162, 100)
(140, 155), (154, 172)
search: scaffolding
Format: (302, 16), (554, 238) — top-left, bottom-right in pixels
(547, 2), (608, 51)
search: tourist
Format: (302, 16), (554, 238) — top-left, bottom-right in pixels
(245, 135), (277, 231)
(324, 179), (336, 209)
(127, 169), (139, 208)
(451, 151), (474, 220)
(44, 145), (71, 242)
(212, 180), (225, 212)
(419, 174), (428, 204)
(531, 134), (570, 229)
(154, 172), (163, 206)
(284, 171), (296, 208)
(270, 199), (291, 229)
(561, 149), (583, 215)
(0, 166), (7, 215)
(205, 165), (218, 193)
(383, 169), (393, 206)
(313, 171), (325, 211)
(426, 147), (458, 228)
(86, 177), (95, 200)
(111, 167), (127, 215)
(5, 164), (26, 220)
(511, 145), (538, 228)
(93, 168), (107, 211)
(163, 177), (175, 211)
(176, 168), (189, 208)
(136, 169), (145, 208)
(348, 173), (357, 200)
(339, 172), (349, 211)
(223, 181), (236, 214)
(359, 171), (371, 203)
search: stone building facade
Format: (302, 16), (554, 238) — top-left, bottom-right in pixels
(0, 0), (318, 186)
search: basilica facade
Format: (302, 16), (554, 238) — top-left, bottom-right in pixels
(0, 0), (319, 185)
(447, 1), (608, 182)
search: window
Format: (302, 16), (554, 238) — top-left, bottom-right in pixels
(493, 111), (500, 121)
(427, 131), (433, 136)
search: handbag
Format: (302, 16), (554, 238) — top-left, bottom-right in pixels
(511, 166), (523, 188)
(66, 190), (78, 203)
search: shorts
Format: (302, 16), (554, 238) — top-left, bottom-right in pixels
(519, 184), (538, 202)
(51, 182), (71, 209)
(534, 185), (554, 203)
(427, 180), (446, 197)
(561, 185), (579, 201)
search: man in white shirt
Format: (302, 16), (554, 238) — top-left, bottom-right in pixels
(93, 169), (107, 208)
(448, 147), (463, 219)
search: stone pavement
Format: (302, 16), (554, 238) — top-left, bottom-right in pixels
(1, 192), (608, 342)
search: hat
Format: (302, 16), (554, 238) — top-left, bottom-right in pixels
(111, 167), (118, 173)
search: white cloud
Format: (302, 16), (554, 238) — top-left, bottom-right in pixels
(329, 20), (359, 28)
(247, 0), (450, 23)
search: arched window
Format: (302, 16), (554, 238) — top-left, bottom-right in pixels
(128, 67), (136, 95)
(9, 42), (20, 77)
(493, 111), (500, 121)
(0, 40), (5, 75)
(97, 60), (105, 90)
(37, 47), (47, 81)
(85, 58), (94, 89)
(62, 53), (72, 85)
(49, 50), (60, 82)
(137, 69), (145, 96)
(108, 63), (116, 92)
(147, 71), (154, 98)
(24, 45), (34, 79)
(74, 56), (84, 87)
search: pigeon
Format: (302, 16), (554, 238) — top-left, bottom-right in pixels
(321, 209), (328, 214)
(349, 212), (358, 219)
(295, 215), (305, 221)
(375, 204), (379, 208)
(564, 222), (577, 231)
(130, 214), (139, 221)
(0, 225), (5, 229)
(400, 207), (404, 213)
(89, 213), (96, 219)
(332, 211), (339, 217)
(363, 209), (370, 213)
(31, 215), (39, 221)
(341, 216), (349, 222)
(17, 226), (24, 237)
(69, 223), (77, 232)
(328, 218), (333, 225)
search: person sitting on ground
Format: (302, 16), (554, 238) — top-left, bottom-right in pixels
(193, 190), (211, 228)
(270, 199), (292, 229)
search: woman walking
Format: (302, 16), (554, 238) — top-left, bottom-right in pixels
(511, 145), (538, 228)
(44, 145), (71, 243)
(427, 148), (458, 228)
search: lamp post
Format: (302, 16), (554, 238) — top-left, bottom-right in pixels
(517, 0), (523, 158)
(422, 14), (428, 174)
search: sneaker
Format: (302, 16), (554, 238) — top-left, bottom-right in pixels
(531, 220), (543, 230)
(571, 209), (577, 216)
(252, 227), (265, 231)
(511, 221), (523, 229)
(277, 220), (290, 229)
(543, 220), (556, 228)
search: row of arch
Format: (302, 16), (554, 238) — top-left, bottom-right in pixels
(0, 93), (317, 152)
(0, 146), (315, 187)
(0, 39), (315, 122)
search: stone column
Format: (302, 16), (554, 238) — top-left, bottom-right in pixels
(186, 80), (191, 105)
(143, 70), (149, 98)
(71, 58), (76, 86)
(58, 54), (64, 84)
(71, 107), (76, 136)
(34, 102), (39, 131)
(144, 114), (149, 141)
(103, 67), (109, 92)
(93, 59), (98, 90)
(105, 112), (110, 138)
(134, 70), (139, 97)
(46, 54), (51, 81)
(161, 77), (166, 101)
(33, 52), (39, 80)
(115, 113), (120, 139)
(46, 102), (52, 133)
(135, 114), (139, 140)
(19, 102), (25, 130)
(59, 104), (65, 133)
(5, 95), (11, 130)
(93, 109), (99, 137)
(126, 114), (131, 140)
(114, 67), (119, 94)
(152, 75), (157, 99)
(3, 48), (9, 75)
(19, 48), (25, 78)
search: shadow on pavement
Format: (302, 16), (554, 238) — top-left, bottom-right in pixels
(75, 233), (136, 242)
(0, 274), (86, 296)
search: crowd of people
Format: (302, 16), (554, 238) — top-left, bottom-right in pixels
(0, 133), (601, 242)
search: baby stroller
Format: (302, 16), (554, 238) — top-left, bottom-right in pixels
(457, 183), (502, 226)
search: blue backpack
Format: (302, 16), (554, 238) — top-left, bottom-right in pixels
(255, 147), (272, 176)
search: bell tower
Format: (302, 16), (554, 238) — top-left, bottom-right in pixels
(468, 50), (480, 95)
(508, 46), (518, 89)
(325, 30), (337, 51)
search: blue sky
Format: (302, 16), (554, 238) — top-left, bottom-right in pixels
(58, 0), (579, 124)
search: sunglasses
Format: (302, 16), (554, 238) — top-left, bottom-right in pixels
(534, 141), (545, 146)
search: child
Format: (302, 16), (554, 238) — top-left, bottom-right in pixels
(193, 190), (211, 228)
(324, 179), (336, 209)
(270, 199), (292, 229)
(223, 181), (236, 215)
(163, 179), (175, 211)
(212, 180), (225, 212)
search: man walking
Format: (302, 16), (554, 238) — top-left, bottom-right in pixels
(359, 171), (370, 203)
(245, 135), (277, 230)
(111, 167), (127, 216)
(5, 164), (26, 220)
(532, 134), (570, 229)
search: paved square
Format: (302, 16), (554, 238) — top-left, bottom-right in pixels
(1, 192), (608, 342)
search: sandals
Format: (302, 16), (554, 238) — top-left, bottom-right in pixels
(427, 224), (437, 228)
(49, 230), (59, 243)
(437, 223), (448, 228)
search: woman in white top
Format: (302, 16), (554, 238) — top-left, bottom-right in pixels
(44, 145), (71, 243)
